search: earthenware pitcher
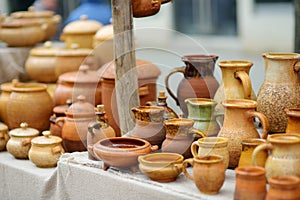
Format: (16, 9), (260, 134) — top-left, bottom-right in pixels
(185, 98), (220, 136)
(266, 176), (300, 200)
(257, 53), (300, 133)
(252, 134), (300, 179)
(218, 99), (269, 169)
(285, 108), (300, 135)
(165, 55), (219, 117)
(213, 60), (256, 115)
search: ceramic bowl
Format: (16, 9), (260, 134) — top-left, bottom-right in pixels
(92, 137), (158, 172)
(138, 152), (184, 182)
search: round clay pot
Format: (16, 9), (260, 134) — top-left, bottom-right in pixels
(0, 122), (9, 151)
(0, 79), (18, 125)
(266, 176), (300, 200)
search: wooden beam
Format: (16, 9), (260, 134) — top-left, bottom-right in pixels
(111, 0), (139, 135)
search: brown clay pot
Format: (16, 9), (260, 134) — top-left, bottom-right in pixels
(266, 176), (300, 200)
(0, 122), (9, 151)
(0, 79), (18, 125)
(132, 0), (161, 18)
(285, 108), (300, 135)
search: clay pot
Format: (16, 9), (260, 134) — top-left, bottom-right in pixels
(238, 138), (267, 168)
(132, 0), (161, 17)
(6, 82), (53, 132)
(183, 155), (226, 194)
(28, 130), (64, 168)
(191, 137), (229, 169)
(252, 134), (300, 179)
(257, 53), (300, 133)
(92, 137), (159, 172)
(165, 55), (219, 117)
(138, 152), (184, 182)
(0, 79), (18, 125)
(99, 59), (161, 137)
(0, 122), (9, 151)
(266, 176), (300, 200)
(55, 95), (96, 152)
(6, 122), (39, 159)
(60, 15), (102, 49)
(54, 65), (101, 106)
(234, 166), (267, 200)
(285, 108), (300, 135)
(161, 118), (206, 158)
(217, 99), (269, 169)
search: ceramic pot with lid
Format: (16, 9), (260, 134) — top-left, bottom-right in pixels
(29, 130), (64, 168)
(0, 122), (9, 151)
(6, 122), (39, 159)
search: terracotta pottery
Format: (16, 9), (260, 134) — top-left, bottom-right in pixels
(132, 0), (161, 17)
(55, 95), (96, 152)
(185, 98), (220, 136)
(238, 138), (267, 168)
(0, 122), (9, 151)
(54, 65), (101, 106)
(0, 79), (18, 124)
(213, 60), (256, 115)
(182, 155), (226, 194)
(285, 108), (300, 135)
(92, 137), (159, 172)
(6, 122), (39, 159)
(266, 176), (300, 200)
(87, 105), (116, 160)
(257, 53), (300, 133)
(6, 82), (53, 131)
(99, 59), (161, 137)
(217, 99), (269, 169)
(29, 130), (64, 168)
(252, 134), (300, 179)
(161, 118), (206, 158)
(191, 137), (229, 169)
(165, 55), (219, 117)
(234, 166), (267, 200)
(138, 152), (184, 182)
(60, 15), (102, 49)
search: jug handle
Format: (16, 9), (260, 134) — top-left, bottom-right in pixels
(189, 128), (207, 139)
(247, 110), (269, 139)
(182, 158), (194, 180)
(55, 117), (65, 128)
(164, 66), (185, 105)
(191, 141), (200, 158)
(252, 143), (272, 166)
(294, 61), (300, 72)
(234, 71), (252, 99)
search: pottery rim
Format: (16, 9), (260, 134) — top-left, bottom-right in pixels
(221, 99), (257, 109)
(197, 137), (228, 148)
(193, 155), (224, 164)
(241, 138), (266, 146)
(235, 166), (266, 177)
(182, 55), (218, 63)
(268, 175), (300, 187)
(138, 152), (184, 167)
(267, 133), (300, 144)
(285, 108), (300, 117)
(185, 98), (217, 106)
(262, 52), (300, 60)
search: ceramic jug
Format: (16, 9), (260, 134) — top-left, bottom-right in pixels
(218, 99), (269, 169)
(185, 98), (220, 136)
(213, 60), (256, 115)
(285, 108), (300, 135)
(252, 134), (300, 179)
(165, 55), (219, 117)
(257, 53), (300, 133)
(266, 176), (300, 200)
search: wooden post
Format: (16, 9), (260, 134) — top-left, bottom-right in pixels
(111, 0), (140, 135)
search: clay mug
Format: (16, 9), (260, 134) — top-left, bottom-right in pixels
(191, 137), (229, 169)
(182, 155), (226, 194)
(234, 166), (267, 200)
(252, 134), (300, 179)
(285, 108), (300, 135)
(0, 122), (9, 151)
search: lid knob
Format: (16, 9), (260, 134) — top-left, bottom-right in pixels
(79, 65), (90, 73)
(77, 95), (86, 102)
(96, 104), (105, 113)
(158, 90), (167, 99)
(44, 41), (52, 48)
(20, 122), (28, 129)
(42, 130), (51, 137)
(80, 15), (88, 21)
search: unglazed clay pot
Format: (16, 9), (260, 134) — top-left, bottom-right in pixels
(92, 137), (159, 172)
(285, 108), (300, 135)
(0, 122), (9, 151)
(183, 155), (226, 194)
(29, 130), (64, 168)
(138, 152), (184, 182)
(266, 176), (300, 200)
(0, 79), (18, 124)
(165, 55), (219, 117)
(257, 53), (300, 133)
(234, 166), (267, 200)
(132, 0), (161, 17)
(6, 122), (39, 159)
(252, 134), (300, 179)
(6, 82), (53, 131)
(217, 99), (269, 169)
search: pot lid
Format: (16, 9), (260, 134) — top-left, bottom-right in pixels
(29, 41), (62, 57)
(66, 95), (95, 115)
(0, 79), (19, 92)
(11, 82), (47, 93)
(99, 59), (161, 80)
(1, 18), (44, 28)
(9, 122), (39, 137)
(58, 65), (100, 83)
(0, 122), (8, 131)
(31, 130), (62, 145)
(55, 44), (93, 56)
(62, 15), (103, 34)
(11, 6), (54, 19)
(53, 99), (72, 114)
(94, 24), (113, 41)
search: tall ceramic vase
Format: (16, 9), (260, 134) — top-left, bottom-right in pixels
(257, 53), (300, 133)
(165, 55), (219, 117)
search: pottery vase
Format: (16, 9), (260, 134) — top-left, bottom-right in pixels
(257, 53), (300, 133)
(285, 108), (300, 135)
(217, 99), (269, 169)
(165, 55), (219, 117)
(266, 176), (300, 200)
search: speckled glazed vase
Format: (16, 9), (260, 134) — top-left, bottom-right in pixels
(257, 53), (300, 133)
(266, 176), (300, 200)
(285, 108), (300, 135)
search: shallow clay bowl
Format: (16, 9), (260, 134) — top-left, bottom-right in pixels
(138, 152), (184, 182)
(93, 137), (158, 172)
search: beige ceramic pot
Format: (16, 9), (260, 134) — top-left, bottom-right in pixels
(0, 79), (18, 125)
(138, 152), (184, 182)
(6, 122), (39, 159)
(29, 130), (64, 168)
(0, 122), (9, 151)
(60, 15), (102, 49)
